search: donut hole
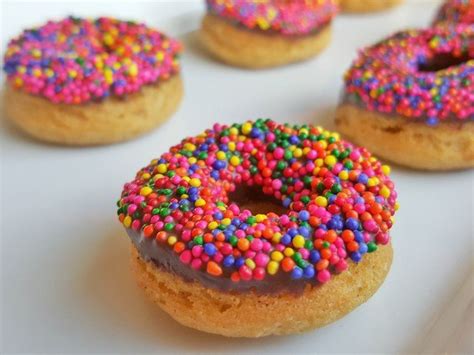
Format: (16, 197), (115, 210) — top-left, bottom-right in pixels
(228, 185), (288, 215)
(418, 52), (471, 72)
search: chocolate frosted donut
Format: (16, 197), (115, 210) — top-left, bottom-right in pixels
(336, 25), (474, 170)
(117, 119), (398, 337)
(200, 0), (338, 68)
(3, 16), (183, 145)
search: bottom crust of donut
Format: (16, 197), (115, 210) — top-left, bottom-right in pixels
(130, 242), (393, 337)
(335, 104), (474, 170)
(200, 14), (332, 69)
(338, 0), (403, 12)
(3, 75), (183, 146)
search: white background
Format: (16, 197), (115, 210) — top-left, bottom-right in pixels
(1, 0), (473, 353)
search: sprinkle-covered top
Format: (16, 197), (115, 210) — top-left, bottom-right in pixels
(342, 25), (474, 125)
(117, 120), (398, 292)
(433, 0), (474, 25)
(205, 0), (338, 36)
(3, 16), (181, 104)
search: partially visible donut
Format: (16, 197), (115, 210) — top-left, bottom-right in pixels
(338, 0), (404, 13)
(433, 0), (474, 25)
(336, 25), (474, 170)
(3, 16), (183, 145)
(200, 0), (338, 69)
(117, 119), (398, 337)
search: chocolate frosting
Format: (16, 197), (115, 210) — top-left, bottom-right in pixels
(128, 228), (320, 295)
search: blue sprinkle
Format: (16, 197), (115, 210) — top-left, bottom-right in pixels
(204, 243), (217, 256)
(309, 250), (320, 263)
(223, 255), (235, 268)
(291, 267), (303, 280)
(351, 252), (362, 263)
(303, 265), (315, 279)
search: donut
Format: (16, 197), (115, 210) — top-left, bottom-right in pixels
(200, 0), (338, 69)
(117, 119), (398, 337)
(337, 0), (403, 13)
(3, 16), (183, 145)
(335, 25), (474, 170)
(433, 0), (474, 25)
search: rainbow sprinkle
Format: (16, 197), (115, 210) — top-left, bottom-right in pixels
(433, 0), (474, 25)
(206, 0), (338, 36)
(343, 25), (474, 125)
(3, 16), (181, 104)
(117, 120), (398, 289)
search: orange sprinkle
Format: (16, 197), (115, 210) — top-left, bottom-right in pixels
(207, 261), (223, 276)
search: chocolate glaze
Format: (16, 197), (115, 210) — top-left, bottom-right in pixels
(128, 228), (321, 295)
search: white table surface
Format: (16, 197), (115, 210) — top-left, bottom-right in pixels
(1, 0), (473, 353)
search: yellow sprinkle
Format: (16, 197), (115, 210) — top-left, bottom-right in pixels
(271, 232), (281, 244)
(315, 158), (324, 167)
(182, 176), (190, 182)
(292, 235), (305, 249)
(156, 51), (164, 61)
(395, 202), (400, 211)
(128, 63), (138, 77)
(255, 214), (267, 222)
(324, 155), (337, 166)
(69, 69), (77, 78)
(123, 215), (132, 228)
(256, 17), (270, 30)
(140, 186), (153, 196)
(216, 151), (226, 160)
(380, 186), (391, 199)
(289, 145), (296, 152)
(319, 140), (328, 149)
(315, 196), (328, 207)
(339, 171), (349, 180)
(293, 148), (303, 158)
(189, 178), (201, 187)
(299, 128), (309, 136)
(221, 218), (231, 226)
(271, 251), (284, 262)
(31, 49), (41, 58)
(208, 221), (218, 230)
(382, 165), (391, 175)
(283, 247), (295, 257)
(245, 259), (256, 270)
(267, 8), (277, 20)
(188, 157), (197, 164)
(14, 77), (23, 87)
(167, 236), (177, 246)
(141, 173), (151, 180)
(242, 122), (252, 135)
(230, 156), (240, 167)
(267, 261), (279, 275)
(229, 127), (238, 136)
(195, 198), (206, 207)
(228, 142), (236, 151)
(184, 143), (196, 151)
(157, 164), (167, 174)
(103, 33), (115, 46)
